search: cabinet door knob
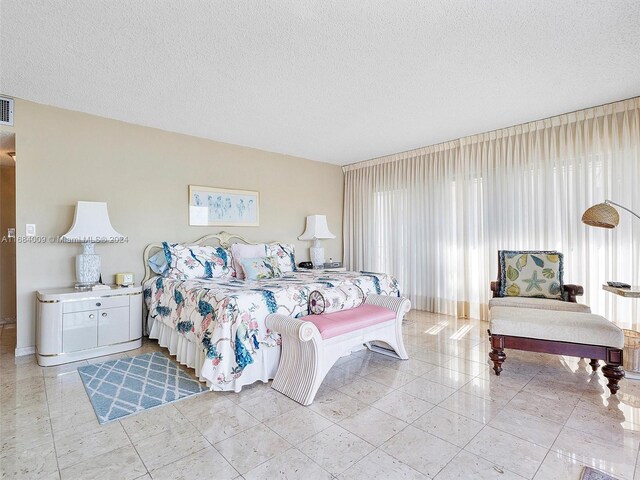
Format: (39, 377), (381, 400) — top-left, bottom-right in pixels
(96, 302), (102, 307)
(89, 314), (95, 319)
(101, 312), (107, 317)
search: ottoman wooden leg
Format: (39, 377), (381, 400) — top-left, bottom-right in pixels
(589, 359), (599, 371)
(489, 348), (506, 375)
(488, 333), (506, 376)
(602, 364), (625, 394)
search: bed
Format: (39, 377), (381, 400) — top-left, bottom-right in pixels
(142, 232), (400, 392)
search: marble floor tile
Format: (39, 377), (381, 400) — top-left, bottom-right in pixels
(59, 444), (147, 480)
(238, 388), (302, 422)
(488, 406), (563, 449)
(465, 426), (548, 479)
(339, 407), (408, 447)
(55, 421), (132, 470)
(265, 404), (334, 445)
(149, 445), (238, 480)
(194, 398), (261, 444)
(422, 366), (476, 389)
(364, 365), (420, 388)
(506, 390), (578, 425)
(370, 355), (437, 377)
(434, 450), (525, 479)
(444, 357), (491, 376)
(459, 376), (520, 405)
(413, 405), (484, 448)
(564, 404), (640, 446)
(309, 387), (369, 422)
(243, 448), (332, 480)
(120, 404), (197, 443)
(399, 377), (457, 404)
(338, 377), (395, 405)
(0, 442), (60, 480)
(380, 425), (460, 477)
(439, 390), (503, 424)
(341, 449), (428, 479)
(532, 450), (590, 480)
(551, 426), (638, 480)
(298, 424), (375, 476)
(215, 423), (292, 474)
(372, 390), (435, 423)
(133, 426), (210, 472)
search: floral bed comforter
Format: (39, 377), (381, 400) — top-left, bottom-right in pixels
(143, 270), (400, 388)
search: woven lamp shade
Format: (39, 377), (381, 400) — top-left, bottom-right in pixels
(582, 203), (620, 229)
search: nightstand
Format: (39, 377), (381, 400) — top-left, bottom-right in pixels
(36, 285), (142, 366)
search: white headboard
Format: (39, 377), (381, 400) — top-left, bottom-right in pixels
(142, 231), (259, 285)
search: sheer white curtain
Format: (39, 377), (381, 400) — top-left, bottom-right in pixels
(344, 97), (640, 328)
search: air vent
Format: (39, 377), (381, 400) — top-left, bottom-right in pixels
(0, 97), (14, 126)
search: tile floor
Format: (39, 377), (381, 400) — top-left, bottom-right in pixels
(1, 310), (640, 479)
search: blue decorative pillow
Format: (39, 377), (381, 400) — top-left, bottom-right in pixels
(498, 250), (564, 299)
(240, 256), (283, 281)
(148, 250), (169, 275)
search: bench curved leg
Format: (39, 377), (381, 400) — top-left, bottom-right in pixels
(589, 359), (599, 371)
(602, 363), (624, 395)
(489, 347), (506, 376)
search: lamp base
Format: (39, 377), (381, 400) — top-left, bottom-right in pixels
(76, 243), (101, 284)
(310, 246), (325, 269)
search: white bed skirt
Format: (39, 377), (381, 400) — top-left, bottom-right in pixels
(149, 320), (280, 392)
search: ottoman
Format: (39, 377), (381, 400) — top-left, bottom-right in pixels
(488, 306), (625, 394)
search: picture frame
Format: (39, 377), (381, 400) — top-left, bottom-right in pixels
(188, 185), (260, 226)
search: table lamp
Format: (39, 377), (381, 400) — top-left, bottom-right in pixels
(298, 215), (335, 268)
(61, 201), (125, 286)
(582, 200), (640, 228)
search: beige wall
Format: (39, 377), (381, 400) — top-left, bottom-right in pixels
(0, 165), (16, 322)
(12, 100), (344, 351)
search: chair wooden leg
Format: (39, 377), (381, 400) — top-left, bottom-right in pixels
(589, 359), (599, 371)
(489, 347), (506, 376)
(602, 363), (625, 395)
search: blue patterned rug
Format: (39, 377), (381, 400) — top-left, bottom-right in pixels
(78, 352), (208, 424)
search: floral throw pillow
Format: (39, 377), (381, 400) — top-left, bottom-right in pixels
(267, 243), (297, 272)
(162, 242), (235, 280)
(499, 250), (564, 299)
(240, 256), (283, 281)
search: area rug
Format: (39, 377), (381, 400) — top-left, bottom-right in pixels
(581, 466), (619, 480)
(78, 352), (208, 424)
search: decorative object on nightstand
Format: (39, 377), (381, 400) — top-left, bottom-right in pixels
(62, 201), (125, 287)
(115, 272), (135, 286)
(298, 214), (335, 268)
(35, 285), (142, 366)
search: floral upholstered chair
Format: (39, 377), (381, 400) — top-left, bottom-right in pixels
(489, 250), (590, 313)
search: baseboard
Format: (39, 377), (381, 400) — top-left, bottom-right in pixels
(15, 346), (36, 357)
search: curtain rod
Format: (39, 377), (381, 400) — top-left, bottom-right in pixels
(343, 95), (640, 172)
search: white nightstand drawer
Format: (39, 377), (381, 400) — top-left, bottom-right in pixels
(63, 295), (129, 314)
(62, 311), (98, 353)
(98, 306), (130, 346)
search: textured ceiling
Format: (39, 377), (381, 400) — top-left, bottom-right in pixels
(1, 1), (639, 165)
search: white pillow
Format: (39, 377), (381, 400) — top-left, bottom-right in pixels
(231, 243), (267, 279)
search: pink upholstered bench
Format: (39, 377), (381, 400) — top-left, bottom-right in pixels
(265, 294), (411, 405)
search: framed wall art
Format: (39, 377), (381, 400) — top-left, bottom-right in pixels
(188, 185), (259, 226)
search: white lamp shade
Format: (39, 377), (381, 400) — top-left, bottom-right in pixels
(298, 215), (335, 240)
(61, 201), (124, 243)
